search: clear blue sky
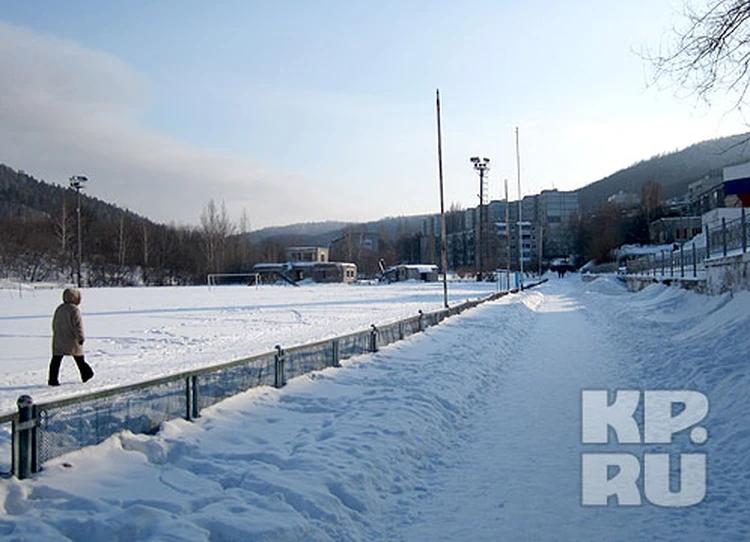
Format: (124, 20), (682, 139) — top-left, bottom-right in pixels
(1, 1), (747, 228)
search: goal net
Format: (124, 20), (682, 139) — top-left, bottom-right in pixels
(207, 273), (261, 287)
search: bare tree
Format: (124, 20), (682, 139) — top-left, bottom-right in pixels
(117, 212), (129, 268)
(648, 1), (750, 111)
(200, 199), (235, 273)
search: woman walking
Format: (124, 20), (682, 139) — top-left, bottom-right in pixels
(48, 287), (94, 386)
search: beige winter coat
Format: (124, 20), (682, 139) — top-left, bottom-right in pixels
(52, 288), (85, 356)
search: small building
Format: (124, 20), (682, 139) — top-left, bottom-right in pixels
(286, 247), (329, 263)
(382, 264), (439, 283)
(608, 191), (640, 207)
(689, 173), (725, 215)
(253, 261), (356, 285)
(310, 262), (357, 283)
(649, 216), (702, 245)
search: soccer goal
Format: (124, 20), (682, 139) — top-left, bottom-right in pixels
(207, 273), (261, 288)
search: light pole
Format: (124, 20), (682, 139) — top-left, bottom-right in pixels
(69, 175), (88, 287)
(470, 157), (490, 281)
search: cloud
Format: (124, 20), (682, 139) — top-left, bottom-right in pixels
(0, 21), (330, 228)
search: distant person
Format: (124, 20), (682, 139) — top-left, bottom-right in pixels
(48, 287), (94, 386)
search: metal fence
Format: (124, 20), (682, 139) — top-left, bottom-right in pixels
(705, 210), (750, 258)
(625, 209), (749, 279)
(2, 284), (539, 479)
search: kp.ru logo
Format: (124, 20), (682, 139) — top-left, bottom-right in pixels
(581, 390), (708, 507)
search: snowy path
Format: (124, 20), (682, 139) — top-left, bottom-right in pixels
(1, 277), (750, 540)
(397, 280), (628, 540)
(395, 278), (750, 541)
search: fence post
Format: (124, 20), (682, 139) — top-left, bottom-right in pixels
(332, 339), (340, 367)
(692, 244), (697, 278)
(680, 244), (685, 278)
(722, 218), (727, 257)
(398, 321), (404, 341)
(743, 207), (747, 253)
(13, 395), (38, 479)
(274, 345), (286, 388)
(185, 375), (199, 420)
(418, 310), (424, 332)
(370, 325), (378, 353)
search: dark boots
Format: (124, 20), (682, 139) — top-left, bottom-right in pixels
(48, 355), (94, 385)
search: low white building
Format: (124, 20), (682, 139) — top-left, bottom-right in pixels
(381, 264), (439, 283)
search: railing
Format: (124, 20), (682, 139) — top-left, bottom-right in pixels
(705, 211), (750, 258)
(625, 244), (708, 280)
(3, 283), (542, 479)
(625, 209), (749, 279)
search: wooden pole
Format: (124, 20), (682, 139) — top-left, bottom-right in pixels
(436, 90), (449, 308)
(516, 127), (523, 280)
(505, 179), (510, 289)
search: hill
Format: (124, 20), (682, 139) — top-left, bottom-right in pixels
(246, 221), (354, 245)
(3, 131), (750, 245)
(246, 215), (430, 247)
(575, 132), (750, 212)
(0, 164), (150, 225)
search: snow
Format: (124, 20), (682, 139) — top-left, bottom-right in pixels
(1, 276), (749, 540)
(616, 243), (676, 257)
(387, 264), (438, 273)
(0, 281), (500, 414)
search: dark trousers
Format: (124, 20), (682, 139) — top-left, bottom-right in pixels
(48, 355), (94, 384)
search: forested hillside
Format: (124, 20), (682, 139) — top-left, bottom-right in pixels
(0, 165), (254, 285)
(575, 133), (750, 212)
(3, 131), (750, 283)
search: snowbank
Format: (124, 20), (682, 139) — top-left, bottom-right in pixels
(0, 277), (748, 540)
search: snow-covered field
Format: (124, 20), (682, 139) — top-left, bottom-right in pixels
(1, 275), (749, 540)
(0, 280), (500, 414)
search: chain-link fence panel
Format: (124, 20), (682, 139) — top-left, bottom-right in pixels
(402, 315), (422, 337)
(196, 353), (276, 411)
(37, 379), (187, 464)
(338, 330), (372, 361)
(423, 311), (443, 328)
(377, 322), (402, 348)
(285, 341), (337, 380)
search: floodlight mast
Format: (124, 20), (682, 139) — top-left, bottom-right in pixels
(470, 157), (490, 281)
(69, 175), (89, 287)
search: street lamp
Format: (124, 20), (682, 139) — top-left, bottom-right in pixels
(470, 157), (490, 281)
(69, 175), (88, 287)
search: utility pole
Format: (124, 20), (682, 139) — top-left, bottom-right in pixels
(538, 225), (544, 275)
(505, 178), (511, 288)
(470, 157), (490, 281)
(435, 90), (449, 309)
(515, 127), (524, 282)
